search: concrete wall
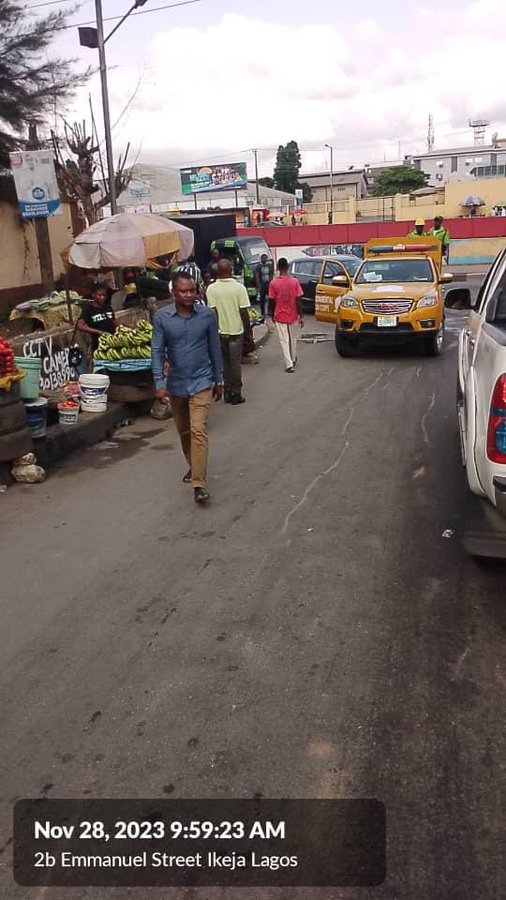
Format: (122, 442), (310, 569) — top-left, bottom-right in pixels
(242, 218), (506, 267)
(0, 201), (76, 318)
(301, 176), (506, 226)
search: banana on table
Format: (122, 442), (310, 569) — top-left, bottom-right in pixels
(93, 320), (153, 361)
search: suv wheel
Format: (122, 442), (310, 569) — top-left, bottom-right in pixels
(335, 332), (359, 358)
(424, 322), (444, 356)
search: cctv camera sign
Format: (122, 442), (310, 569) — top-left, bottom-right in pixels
(9, 150), (61, 219)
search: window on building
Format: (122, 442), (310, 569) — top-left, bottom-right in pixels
(451, 156), (458, 172)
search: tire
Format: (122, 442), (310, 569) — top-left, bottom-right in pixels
(0, 382), (21, 406)
(335, 331), (360, 357)
(0, 400), (27, 436)
(424, 322), (444, 356)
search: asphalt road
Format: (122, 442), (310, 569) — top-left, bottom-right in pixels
(1, 310), (505, 900)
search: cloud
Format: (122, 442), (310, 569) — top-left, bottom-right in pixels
(69, 2), (506, 174)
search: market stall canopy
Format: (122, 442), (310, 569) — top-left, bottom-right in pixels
(461, 196), (486, 207)
(67, 213), (194, 269)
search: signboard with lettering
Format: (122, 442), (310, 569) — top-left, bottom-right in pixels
(180, 162), (248, 195)
(9, 150), (61, 219)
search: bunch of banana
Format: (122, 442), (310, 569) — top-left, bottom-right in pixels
(94, 345), (152, 361)
(95, 319), (153, 359)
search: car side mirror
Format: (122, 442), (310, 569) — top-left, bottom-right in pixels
(440, 272), (453, 284)
(332, 275), (349, 286)
(444, 288), (472, 310)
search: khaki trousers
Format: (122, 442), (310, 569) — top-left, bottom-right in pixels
(170, 388), (212, 487)
(275, 321), (298, 369)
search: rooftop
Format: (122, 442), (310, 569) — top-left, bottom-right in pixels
(412, 141), (506, 159)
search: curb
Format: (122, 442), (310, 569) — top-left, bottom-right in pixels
(254, 323), (269, 349)
(33, 402), (135, 470)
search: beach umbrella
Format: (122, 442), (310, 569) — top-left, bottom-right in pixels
(68, 213), (194, 269)
(461, 196), (485, 207)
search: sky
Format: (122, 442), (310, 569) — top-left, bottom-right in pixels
(28, 0), (506, 179)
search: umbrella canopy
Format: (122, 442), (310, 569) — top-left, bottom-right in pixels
(462, 196), (485, 207)
(68, 213), (194, 269)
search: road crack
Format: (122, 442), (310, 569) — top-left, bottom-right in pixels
(421, 390), (436, 447)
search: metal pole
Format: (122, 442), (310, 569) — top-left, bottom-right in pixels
(253, 149), (260, 204)
(329, 146), (334, 224)
(324, 143), (333, 224)
(95, 0), (117, 215)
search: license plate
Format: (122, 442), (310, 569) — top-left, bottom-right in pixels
(377, 315), (397, 328)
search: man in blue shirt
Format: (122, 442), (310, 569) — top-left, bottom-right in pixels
(151, 272), (223, 503)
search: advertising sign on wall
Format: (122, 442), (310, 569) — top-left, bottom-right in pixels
(9, 150), (61, 219)
(180, 162), (247, 195)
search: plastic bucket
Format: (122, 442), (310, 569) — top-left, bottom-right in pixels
(79, 373), (110, 412)
(24, 396), (48, 438)
(14, 356), (41, 400)
(58, 403), (79, 426)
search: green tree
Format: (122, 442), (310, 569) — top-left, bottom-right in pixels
(372, 165), (429, 197)
(0, 1), (89, 163)
(273, 140), (302, 194)
(258, 176), (274, 188)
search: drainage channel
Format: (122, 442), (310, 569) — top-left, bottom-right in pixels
(299, 332), (333, 343)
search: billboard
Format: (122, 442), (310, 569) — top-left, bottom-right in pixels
(180, 162), (247, 195)
(9, 150), (61, 219)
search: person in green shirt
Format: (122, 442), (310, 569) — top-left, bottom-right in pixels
(206, 259), (253, 405)
(428, 216), (450, 261)
(409, 218), (426, 236)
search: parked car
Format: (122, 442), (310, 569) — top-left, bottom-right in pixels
(288, 255), (361, 311)
(445, 247), (506, 557)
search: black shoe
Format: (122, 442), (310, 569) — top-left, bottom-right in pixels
(230, 394), (246, 404)
(285, 366), (295, 373)
(182, 469), (192, 483)
(224, 390), (232, 404)
(194, 486), (210, 503)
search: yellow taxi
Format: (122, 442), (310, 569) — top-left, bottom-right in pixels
(315, 237), (453, 357)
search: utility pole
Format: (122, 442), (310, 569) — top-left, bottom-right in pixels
(324, 143), (334, 225)
(80, 0), (149, 216)
(253, 149), (260, 204)
(95, 0), (117, 214)
(27, 124), (54, 294)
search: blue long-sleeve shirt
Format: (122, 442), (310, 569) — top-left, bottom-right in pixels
(151, 303), (223, 397)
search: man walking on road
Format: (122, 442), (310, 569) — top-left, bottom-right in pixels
(268, 257), (304, 373)
(206, 259), (252, 405)
(255, 253), (274, 317)
(151, 272), (223, 504)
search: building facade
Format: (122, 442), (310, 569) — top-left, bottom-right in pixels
(411, 142), (506, 186)
(298, 170), (369, 203)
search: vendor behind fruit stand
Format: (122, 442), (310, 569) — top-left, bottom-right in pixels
(77, 283), (117, 351)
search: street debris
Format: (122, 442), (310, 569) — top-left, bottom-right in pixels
(299, 332), (332, 344)
(11, 463), (46, 483)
